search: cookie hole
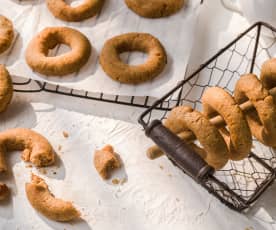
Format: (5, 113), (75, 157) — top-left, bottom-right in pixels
(119, 51), (148, 66)
(47, 44), (72, 57)
(65, 0), (86, 7)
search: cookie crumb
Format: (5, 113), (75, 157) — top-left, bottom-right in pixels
(168, 174), (172, 177)
(53, 171), (57, 175)
(176, 198), (180, 202)
(112, 178), (120, 185)
(63, 131), (69, 138)
(26, 164), (33, 168)
(58, 145), (62, 151)
(159, 165), (164, 170)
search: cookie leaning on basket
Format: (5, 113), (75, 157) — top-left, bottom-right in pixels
(100, 32), (167, 84)
(147, 57), (276, 170)
(25, 27), (91, 76)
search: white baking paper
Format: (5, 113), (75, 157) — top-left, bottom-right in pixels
(0, 94), (272, 230)
(1, 0), (200, 97)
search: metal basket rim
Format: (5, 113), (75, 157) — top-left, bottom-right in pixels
(138, 21), (276, 128)
(137, 21), (276, 212)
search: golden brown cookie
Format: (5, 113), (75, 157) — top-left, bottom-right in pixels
(0, 15), (14, 54)
(46, 0), (104, 22)
(25, 27), (91, 76)
(26, 174), (80, 222)
(100, 32), (167, 84)
(260, 58), (276, 100)
(202, 87), (252, 160)
(125, 0), (185, 18)
(94, 145), (121, 179)
(146, 58), (276, 162)
(166, 106), (229, 169)
(164, 108), (194, 135)
(234, 74), (276, 147)
(0, 65), (13, 113)
(0, 128), (55, 172)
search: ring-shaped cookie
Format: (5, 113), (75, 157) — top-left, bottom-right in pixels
(164, 106), (191, 134)
(261, 58), (276, 101)
(0, 15), (14, 54)
(0, 65), (13, 113)
(46, 0), (104, 22)
(125, 0), (185, 18)
(100, 33), (167, 84)
(167, 106), (229, 169)
(25, 27), (91, 76)
(202, 87), (252, 160)
(234, 74), (276, 147)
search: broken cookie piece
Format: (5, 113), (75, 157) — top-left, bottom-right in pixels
(25, 174), (80, 222)
(0, 128), (55, 172)
(94, 145), (121, 179)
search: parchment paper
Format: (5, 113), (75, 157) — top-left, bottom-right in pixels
(1, 0), (200, 97)
(0, 94), (269, 230)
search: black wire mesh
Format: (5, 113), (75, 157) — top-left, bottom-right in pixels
(139, 22), (276, 211)
(12, 77), (164, 109)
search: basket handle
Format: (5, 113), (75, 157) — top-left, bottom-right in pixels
(145, 120), (214, 182)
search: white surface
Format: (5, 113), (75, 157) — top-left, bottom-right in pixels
(2, 0), (200, 97)
(0, 0), (276, 229)
(0, 94), (272, 230)
(220, 0), (276, 26)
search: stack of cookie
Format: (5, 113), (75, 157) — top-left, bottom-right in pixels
(147, 58), (276, 170)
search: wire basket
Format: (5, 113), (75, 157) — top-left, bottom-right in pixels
(139, 22), (276, 212)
